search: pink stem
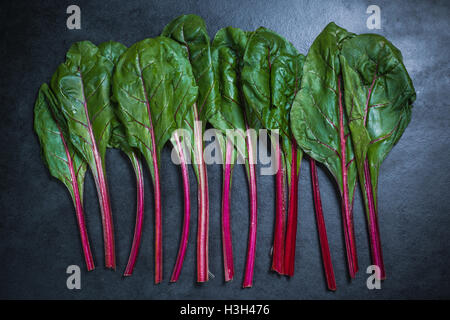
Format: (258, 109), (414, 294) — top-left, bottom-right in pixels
(139, 72), (162, 283)
(73, 195), (95, 271)
(123, 153), (145, 276)
(284, 141), (299, 276)
(272, 137), (286, 274)
(194, 106), (209, 283)
(59, 126), (94, 271)
(310, 158), (336, 291)
(151, 147), (162, 284)
(222, 139), (234, 282)
(92, 159), (115, 269)
(338, 78), (358, 278)
(170, 133), (192, 282)
(79, 70), (115, 269)
(243, 128), (258, 288)
(95, 171), (115, 269)
(152, 157), (162, 284)
(363, 159), (385, 279)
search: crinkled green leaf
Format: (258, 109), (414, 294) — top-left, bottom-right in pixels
(211, 27), (260, 166)
(98, 41), (133, 154)
(98, 40), (127, 66)
(340, 33), (416, 208)
(290, 22), (357, 200)
(50, 41), (115, 171)
(242, 27), (304, 182)
(112, 37), (198, 179)
(34, 83), (87, 204)
(162, 14), (219, 126)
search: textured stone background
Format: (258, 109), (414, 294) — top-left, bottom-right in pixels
(0, 0), (449, 299)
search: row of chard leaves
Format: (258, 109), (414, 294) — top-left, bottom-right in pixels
(34, 16), (415, 289)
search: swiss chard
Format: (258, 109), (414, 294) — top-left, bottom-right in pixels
(162, 14), (219, 282)
(290, 23), (359, 278)
(98, 41), (127, 67)
(99, 41), (146, 276)
(109, 123), (145, 276)
(242, 27), (304, 276)
(340, 34), (416, 279)
(169, 129), (192, 282)
(34, 83), (94, 271)
(211, 27), (260, 286)
(113, 36), (198, 283)
(51, 41), (116, 269)
(310, 158), (336, 290)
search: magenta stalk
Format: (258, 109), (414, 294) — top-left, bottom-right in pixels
(283, 141), (299, 276)
(221, 139), (235, 282)
(242, 126), (258, 288)
(60, 125), (95, 271)
(337, 78), (358, 278)
(193, 105), (209, 283)
(80, 71), (115, 269)
(123, 153), (145, 276)
(271, 136), (286, 274)
(363, 159), (385, 279)
(170, 132), (192, 282)
(310, 158), (336, 291)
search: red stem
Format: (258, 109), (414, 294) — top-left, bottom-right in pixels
(79, 71), (115, 269)
(93, 164), (115, 269)
(73, 194), (95, 271)
(243, 128), (258, 288)
(310, 158), (336, 291)
(123, 153), (145, 276)
(221, 139), (234, 282)
(170, 133), (192, 282)
(272, 136), (286, 274)
(194, 107), (209, 282)
(139, 72), (163, 283)
(363, 159), (385, 279)
(152, 154), (162, 284)
(60, 127), (94, 271)
(337, 78), (358, 278)
(151, 147), (162, 283)
(284, 141), (299, 276)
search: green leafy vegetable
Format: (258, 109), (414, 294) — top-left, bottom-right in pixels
(290, 23), (359, 278)
(162, 14), (219, 282)
(340, 33), (416, 279)
(99, 41), (146, 276)
(34, 83), (94, 271)
(211, 26), (260, 286)
(50, 41), (116, 269)
(169, 129), (192, 282)
(113, 36), (198, 283)
(242, 27), (304, 276)
(98, 40), (127, 66)
(110, 123), (145, 277)
(34, 16), (415, 287)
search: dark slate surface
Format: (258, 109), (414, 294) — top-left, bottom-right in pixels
(0, 0), (449, 299)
